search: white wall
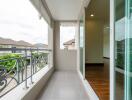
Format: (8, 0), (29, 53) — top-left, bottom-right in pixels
(85, 19), (104, 63)
(48, 26), (54, 67)
(54, 21), (77, 70)
(85, 18), (110, 63)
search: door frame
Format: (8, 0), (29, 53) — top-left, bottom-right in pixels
(110, 0), (115, 100)
(77, 8), (85, 79)
(77, 6), (99, 100)
(77, 0), (115, 99)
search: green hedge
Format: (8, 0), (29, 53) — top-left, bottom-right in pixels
(0, 52), (49, 72)
(0, 54), (21, 71)
(32, 52), (48, 58)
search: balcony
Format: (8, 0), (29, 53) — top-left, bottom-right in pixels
(0, 0), (101, 100)
(0, 48), (51, 98)
(0, 47), (90, 100)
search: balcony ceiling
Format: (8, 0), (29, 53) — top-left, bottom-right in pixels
(45, 0), (89, 21)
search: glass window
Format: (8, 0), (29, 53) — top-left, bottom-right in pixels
(60, 24), (76, 50)
(0, 0), (48, 49)
(114, 0), (132, 99)
(79, 17), (84, 75)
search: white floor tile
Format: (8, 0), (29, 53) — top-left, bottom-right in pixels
(37, 70), (90, 100)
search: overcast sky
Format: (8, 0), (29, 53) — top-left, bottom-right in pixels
(60, 26), (75, 49)
(0, 0), (77, 46)
(0, 0), (48, 44)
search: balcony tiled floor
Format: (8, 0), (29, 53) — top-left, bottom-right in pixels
(37, 70), (89, 100)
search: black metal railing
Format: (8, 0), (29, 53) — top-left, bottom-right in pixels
(0, 48), (51, 97)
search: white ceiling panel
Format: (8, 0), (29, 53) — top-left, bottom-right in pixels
(45, 0), (84, 20)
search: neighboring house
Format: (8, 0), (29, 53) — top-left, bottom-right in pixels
(0, 37), (33, 54)
(0, 37), (15, 48)
(0, 37), (33, 48)
(33, 43), (48, 49)
(63, 39), (75, 50)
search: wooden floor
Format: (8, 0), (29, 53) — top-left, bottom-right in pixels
(85, 59), (109, 100)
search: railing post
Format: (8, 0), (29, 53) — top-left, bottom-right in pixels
(30, 48), (34, 84)
(48, 51), (50, 67)
(21, 63), (24, 82)
(35, 48), (39, 72)
(33, 55), (35, 74)
(11, 47), (16, 53)
(24, 49), (29, 89)
(37, 48), (39, 54)
(16, 59), (20, 84)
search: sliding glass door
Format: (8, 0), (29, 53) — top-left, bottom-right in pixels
(125, 0), (132, 99)
(79, 16), (84, 76)
(79, 14), (85, 77)
(114, 0), (132, 100)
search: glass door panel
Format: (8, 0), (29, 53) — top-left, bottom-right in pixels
(115, 0), (125, 99)
(114, 0), (132, 100)
(79, 16), (84, 75)
(125, 0), (132, 99)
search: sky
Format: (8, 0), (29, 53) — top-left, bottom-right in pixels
(60, 26), (76, 49)
(0, 0), (48, 45)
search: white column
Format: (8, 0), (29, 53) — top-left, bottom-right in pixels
(110, 0), (115, 100)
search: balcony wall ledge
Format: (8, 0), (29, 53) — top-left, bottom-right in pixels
(1, 66), (54, 100)
(77, 70), (99, 100)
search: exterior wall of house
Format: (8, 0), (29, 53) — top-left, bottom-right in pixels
(0, 45), (11, 48)
(54, 21), (77, 70)
(0, 45), (12, 55)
